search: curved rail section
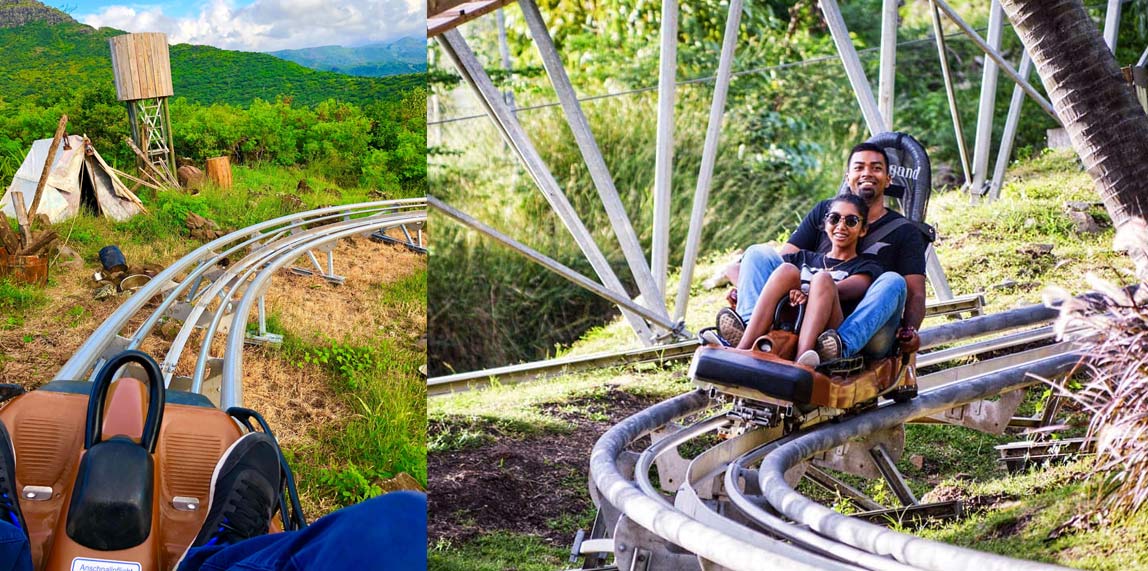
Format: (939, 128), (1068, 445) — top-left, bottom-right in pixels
(588, 306), (1084, 571)
(56, 199), (427, 409)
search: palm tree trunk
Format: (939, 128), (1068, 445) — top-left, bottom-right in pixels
(1002, 0), (1148, 276)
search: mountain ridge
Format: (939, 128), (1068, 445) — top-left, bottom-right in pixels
(267, 35), (426, 78)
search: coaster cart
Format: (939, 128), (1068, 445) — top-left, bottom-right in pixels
(691, 132), (935, 433)
(0, 350), (305, 570)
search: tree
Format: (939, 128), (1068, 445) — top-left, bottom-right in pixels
(1001, 0), (1148, 276)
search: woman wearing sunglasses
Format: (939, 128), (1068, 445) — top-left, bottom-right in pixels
(734, 193), (883, 367)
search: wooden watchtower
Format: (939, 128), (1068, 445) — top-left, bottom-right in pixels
(109, 33), (177, 179)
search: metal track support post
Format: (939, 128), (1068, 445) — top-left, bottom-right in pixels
(870, 444), (918, 507)
(652, 0), (678, 297)
(821, 0), (888, 135)
(438, 30), (656, 343)
(429, 197), (677, 330)
(930, 0), (972, 185)
(519, 0), (670, 322)
(1104, 0), (1123, 53)
(970, 0), (1004, 199)
(672, 0), (744, 323)
(925, 245), (954, 301)
(988, 51), (1033, 201)
(878, 0), (899, 127)
(933, 0), (1058, 122)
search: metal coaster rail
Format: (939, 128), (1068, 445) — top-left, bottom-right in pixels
(585, 301), (1085, 571)
(55, 199), (427, 409)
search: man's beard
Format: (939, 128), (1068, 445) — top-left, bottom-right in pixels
(855, 185), (877, 202)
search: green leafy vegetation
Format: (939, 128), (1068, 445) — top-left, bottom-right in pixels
(0, 278), (47, 312)
(0, 20), (426, 197)
(286, 268), (428, 502)
(430, 532), (567, 571)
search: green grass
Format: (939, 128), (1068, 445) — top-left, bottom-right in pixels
(916, 460), (1148, 569)
(429, 532), (568, 571)
(0, 278), (47, 312)
(429, 364), (692, 453)
(285, 268), (427, 506)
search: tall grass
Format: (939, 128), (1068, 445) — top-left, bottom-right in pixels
(287, 268), (427, 505)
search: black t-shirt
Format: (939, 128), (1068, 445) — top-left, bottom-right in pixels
(788, 199), (927, 276)
(782, 250), (883, 286)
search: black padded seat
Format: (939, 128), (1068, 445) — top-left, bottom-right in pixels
(691, 347), (813, 404)
(42, 380), (215, 408)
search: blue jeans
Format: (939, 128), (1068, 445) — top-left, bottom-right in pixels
(736, 244), (905, 359)
(0, 491), (426, 571)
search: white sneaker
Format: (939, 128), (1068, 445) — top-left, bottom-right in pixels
(796, 350), (820, 368)
(700, 330), (724, 346)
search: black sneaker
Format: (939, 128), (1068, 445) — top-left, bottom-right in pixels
(814, 329), (844, 362)
(0, 422), (26, 537)
(181, 432), (281, 558)
(716, 308), (746, 347)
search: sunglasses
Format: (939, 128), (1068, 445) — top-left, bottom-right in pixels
(825, 212), (862, 228)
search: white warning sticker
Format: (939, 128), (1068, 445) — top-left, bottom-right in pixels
(70, 558), (143, 571)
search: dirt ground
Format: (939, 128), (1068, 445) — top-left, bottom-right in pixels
(0, 230), (425, 450)
(428, 387), (661, 545)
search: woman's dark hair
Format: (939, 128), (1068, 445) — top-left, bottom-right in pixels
(828, 194), (870, 229)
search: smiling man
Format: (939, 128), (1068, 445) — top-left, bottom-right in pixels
(716, 142), (929, 365)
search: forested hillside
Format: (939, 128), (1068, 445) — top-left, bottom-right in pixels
(0, 10), (426, 197)
(0, 21), (423, 107)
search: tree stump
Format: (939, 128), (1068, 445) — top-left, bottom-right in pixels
(205, 157), (232, 189)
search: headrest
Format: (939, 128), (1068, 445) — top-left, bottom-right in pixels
(838, 132), (932, 223)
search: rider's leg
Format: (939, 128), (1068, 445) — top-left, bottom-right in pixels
(797, 273), (844, 355)
(735, 245), (784, 323)
(837, 272), (906, 359)
(737, 263), (799, 350)
(178, 492), (426, 571)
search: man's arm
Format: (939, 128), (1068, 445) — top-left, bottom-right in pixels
(902, 274), (926, 331)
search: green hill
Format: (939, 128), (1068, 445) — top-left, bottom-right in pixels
(268, 36), (426, 78)
(0, 19), (423, 108)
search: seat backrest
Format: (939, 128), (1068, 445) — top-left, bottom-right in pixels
(839, 131), (932, 224)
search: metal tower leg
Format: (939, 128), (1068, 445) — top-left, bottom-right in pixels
(878, 0), (899, 128)
(438, 29), (657, 343)
(672, 0), (744, 323)
(821, 0), (889, 135)
(519, 0), (670, 323)
(970, 0), (1004, 199)
(652, 0), (678, 298)
(988, 51), (1033, 202)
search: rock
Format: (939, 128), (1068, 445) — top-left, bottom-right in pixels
(991, 279), (1018, 290)
(1067, 210), (1102, 234)
(378, 472), (425, 493)
(156, 319), (182, 342)
(1064, 200), (1101, 212)
(297, 179), (312, 193)
(187, 212), (225, 241)
(56, 244), (84, 270)
(1017, 243), (1054, 257)
(910, 454), (925, 470)
(177, 165), (205, 191)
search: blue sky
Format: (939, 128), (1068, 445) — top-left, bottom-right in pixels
(57, 0), (424, 52)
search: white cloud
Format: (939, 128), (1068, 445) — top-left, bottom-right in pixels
(81, 0), (425, 52)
